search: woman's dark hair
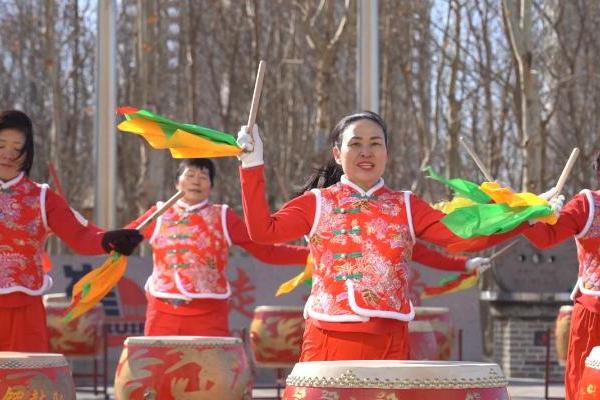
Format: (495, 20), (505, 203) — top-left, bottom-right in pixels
(176, 158), (216, 186)
(297, 111), (388, 194)
(0, 110), (34, 175)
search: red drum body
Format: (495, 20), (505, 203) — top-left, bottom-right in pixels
(283, 360), (509, 400)
(44, 294), (104, 356)
(579, 346), (600, 400)
(414, 306), (455, 360)
(249, 306), (304, 367)
(0, 352), (75, 400)
(555, 305), (573, 366)
(408, 320), (438, 360)
(114, 336), (252, 400)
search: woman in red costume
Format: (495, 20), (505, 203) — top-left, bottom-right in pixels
(0, 110), (143, 352)
(235, 111), (520, 361)
(524, 151), (600, 400)
(127, 158), (309, 336)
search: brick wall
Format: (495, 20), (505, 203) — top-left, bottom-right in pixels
(493, 317), (564, 380)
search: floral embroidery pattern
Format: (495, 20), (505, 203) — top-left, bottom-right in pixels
(577, 191), (600, 291)
(0, 177), (48, 291)
(308, 183), (413, 319)
(151, 204), (230, 296)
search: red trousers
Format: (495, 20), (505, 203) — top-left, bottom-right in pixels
(299, 318), (409, 361)
(0, 296), (49, 352)
(145, 303), (230, 336)
(566, 302), (600, 400)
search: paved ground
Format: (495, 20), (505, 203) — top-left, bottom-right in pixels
(76, 378), (566, 399)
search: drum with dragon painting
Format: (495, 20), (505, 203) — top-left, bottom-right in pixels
(283, 360), (509, 400)
(408, 320), (438, 360)
(249, 305), (304, 367)
(578, 346), (600, 400)
(0, 352), (75, 400)
(114, 336), (252, 400)
(555, 305), (573, 366)
(43, 293), (104, 356)
(414, 306), (455, 360)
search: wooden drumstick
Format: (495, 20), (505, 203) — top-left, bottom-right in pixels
(136, 190), (184, 231)
(460, 136), (494, 182)
(550, 148), (580, 200)
(247, 60), (266, 132)
(489, 239), (520, 262)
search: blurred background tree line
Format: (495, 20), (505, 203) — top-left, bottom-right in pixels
(0, 0), (598, 226)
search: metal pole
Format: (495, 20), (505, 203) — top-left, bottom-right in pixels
(94, 0), (117, 228)
(357, 0), (379, 113)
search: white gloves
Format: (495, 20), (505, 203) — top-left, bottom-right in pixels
(539, 187), (558, 201)
(465, 257), (492, 273)
(236, 124), (264, 168)
(537, 186), (565, 218)
(549, 194), (565, 215)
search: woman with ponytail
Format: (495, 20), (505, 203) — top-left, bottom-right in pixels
(236, 111), (521, 361)
(522, 150), (600, 400)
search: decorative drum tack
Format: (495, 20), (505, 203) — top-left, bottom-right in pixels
(555, 305), (573, 366)
(114, 336), (253, 400)
(414, 306), (455, 360)
(249, 305), (305, 367)
(578, 346), (600, 400)
(283, 360), (509, 400)
(44, 294), (104, 356)
(0, 352), (75, 400)
(408, 320), (438, 360)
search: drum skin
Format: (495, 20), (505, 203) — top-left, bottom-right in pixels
(555, 305), (573, 366)
(249, 306), (304, 367)
(0, 352), (75, 400)
(579, 346), (600, 400)
(414, 307), (455, 360)
(283, 360), (509, 400)
(114, 336), (253, 400)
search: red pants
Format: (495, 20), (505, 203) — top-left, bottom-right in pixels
(0, 297), (49, 352)
(565, 302), (600, 400)
(299, 318), (409, 361)
(145, 304), (230, 336)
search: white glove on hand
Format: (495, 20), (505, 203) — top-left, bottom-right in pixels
(465, 257), (492, 274)
(549, 194), (565, 216)
(539, 187), (558, 201)
(236, 124), (264, 168)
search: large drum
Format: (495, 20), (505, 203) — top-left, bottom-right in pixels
(114, 336), (252, 400)
(414, 306), (455, 360)
(283, 360), (509, 400)
(408, 320), (438, 360)
(44, 293), (104, 356)
(579, 346), (600, 399)
(0, 352), (75, 400)
(249, 305), (304, 367)
(555, 305), (573, 366)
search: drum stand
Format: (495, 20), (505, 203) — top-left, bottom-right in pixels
(68, 323), (109, 400)
(275, 367), (285, 400)
(543, 327), (565, 400)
